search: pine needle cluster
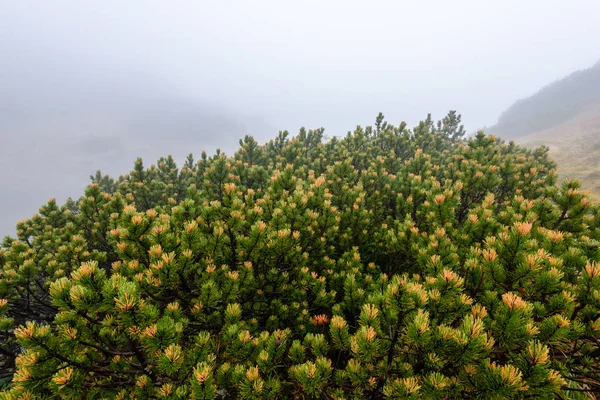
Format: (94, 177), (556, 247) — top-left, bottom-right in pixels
(2, 112), (600, 398)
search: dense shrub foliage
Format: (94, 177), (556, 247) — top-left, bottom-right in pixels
(2, 112), (600, 399)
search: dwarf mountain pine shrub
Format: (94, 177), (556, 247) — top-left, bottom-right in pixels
(1, 112), (600, 399)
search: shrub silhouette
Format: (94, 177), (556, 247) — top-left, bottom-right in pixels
(1, 112), (600, 398)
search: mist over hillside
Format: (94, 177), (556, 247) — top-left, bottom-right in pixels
(0, 45), (271, 142)
(3, 1), (600, 239)
(485, 59), (600, 197)
(515, 103), (600, 198)
(488, 60), (600, 139)
(0, 50), (272, 238)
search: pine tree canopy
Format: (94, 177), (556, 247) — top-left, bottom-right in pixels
(2, 112), (600, 399)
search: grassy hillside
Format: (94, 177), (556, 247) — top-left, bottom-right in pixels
(486, 59), (600, 197)
(515, 104), (600, 198)
(489, 60), (600, 140)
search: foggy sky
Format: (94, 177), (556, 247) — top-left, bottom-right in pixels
(1, 0), (600, 237)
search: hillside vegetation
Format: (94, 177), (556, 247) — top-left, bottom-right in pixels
(489, 60), (600, 140)
(2, 112), (600, 398)
(487, 60), (600, 198)
(517, 104), (600, 198)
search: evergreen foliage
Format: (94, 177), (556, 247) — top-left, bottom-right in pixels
(2, 112), (600, 398)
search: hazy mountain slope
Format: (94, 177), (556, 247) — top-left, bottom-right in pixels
(515, 104), (600, 197)
(485, 59), (600, 197)
(489, 60), (600, 140)
(0, 53), (273, 238)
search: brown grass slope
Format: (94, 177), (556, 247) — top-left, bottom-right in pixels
(488, 60), (600, 140)
(515, 103), (600, 198)
(486, 59), (600, 198)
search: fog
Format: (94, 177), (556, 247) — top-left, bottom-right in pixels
(2, 0), (600, 237)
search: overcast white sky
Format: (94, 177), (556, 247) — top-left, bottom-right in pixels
(1, 0), (600, 236)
